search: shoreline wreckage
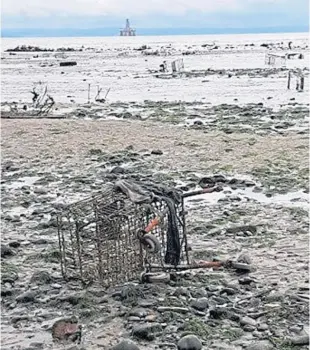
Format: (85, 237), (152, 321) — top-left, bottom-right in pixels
(1, 34), (309, 350)
(57, 178), (253, 289)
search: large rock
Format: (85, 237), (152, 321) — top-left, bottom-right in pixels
(151, 149), (163, 155)
(132, 323), (162, 340)
(226, 225), (257, 234)
(177, 334), (202, 350)
(111, 339), (140, 350)
(199, 175), (227, 188)
(1, 245), (15, 258)
(245, 340), (274, 350)
(190, 297), (209, 311)
(110, 166), (127, 174)
(1, 263), (19, 284)
(157, 306), (189, 314)
(129, 307), (149, 318)
(30, 271), (53, 285)
(173, 287), (191, 297)
(288, 334), (309, 346)
(16, 290), (37, 303)
(240, 316), (257, 328)
(8, 241), (21, 248)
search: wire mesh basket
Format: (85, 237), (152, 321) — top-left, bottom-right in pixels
(57, 182), (189, 287)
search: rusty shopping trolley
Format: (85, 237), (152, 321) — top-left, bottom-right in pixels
(57, 179), (217, 287)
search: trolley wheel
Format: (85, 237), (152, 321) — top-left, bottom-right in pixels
(140, 233), (161, 253)
(140, 271), (170, 284)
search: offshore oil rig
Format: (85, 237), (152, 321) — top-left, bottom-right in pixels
(120, 19), (136, 36)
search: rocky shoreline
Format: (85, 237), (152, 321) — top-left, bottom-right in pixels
(1, 100), (309, 137)
(1, 30), (309, 350)
(1, 111), (309, 349)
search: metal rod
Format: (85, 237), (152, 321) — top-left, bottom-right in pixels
(143, 187), (218, 233)
(182, 187), (218, 198)
(149, 261), (225, 271)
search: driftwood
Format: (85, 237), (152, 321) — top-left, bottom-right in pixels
(60, 61), (77, 67)
(1, 114), (66, 120)
(3, 83), (56, 118)
(31, 88), (39, 103)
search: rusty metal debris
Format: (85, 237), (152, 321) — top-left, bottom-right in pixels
(57, 181), (235, 288)
(171, 58), (184, 73)
(287, 69), (305, 91)
(57, 180), (192, 287)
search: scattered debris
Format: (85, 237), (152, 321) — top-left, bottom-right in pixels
(57, 178), (250, 288)
(265, 53), (286, 67)
(95, 86), (111, 103)
(6, 45), (54, 52)
(286, 52), (304, 59)
(287, 69), (305, 92)
(52, 317), (82, 343)
(135, 45), (151, 51)
(31, 84), (55, 115)
(57, 179), (189, 286)
(59, 61), (77, 67)
(159, 61), (168, 72)
(171, 58), (184, 73)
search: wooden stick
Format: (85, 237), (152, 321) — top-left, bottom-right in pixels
(300, 76), (304, 91)
(287, 71), (291, 89)
(88, 83), (91, 103)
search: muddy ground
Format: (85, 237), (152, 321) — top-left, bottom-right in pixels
(1, 107), (309, 350)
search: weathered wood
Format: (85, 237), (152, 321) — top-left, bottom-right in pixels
(287, 71), (291, 89)
(87, 83), (91, 104)
(300, 76), (304, 91)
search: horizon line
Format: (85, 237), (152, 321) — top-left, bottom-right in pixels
(2, 26), (309, 38)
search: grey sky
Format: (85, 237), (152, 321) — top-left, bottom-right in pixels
(2, 0), (309, 29)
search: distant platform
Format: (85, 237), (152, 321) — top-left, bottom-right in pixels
(120, 19), (136, 36)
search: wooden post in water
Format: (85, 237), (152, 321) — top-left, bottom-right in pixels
(300, 76), (304, 91)
(287, 71), (291, 89)
(296, 77), (300, 91)
(88, 83), (91, 104)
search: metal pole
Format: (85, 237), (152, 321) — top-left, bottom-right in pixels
(182, 187), (219, 198)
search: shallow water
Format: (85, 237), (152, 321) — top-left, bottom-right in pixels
(4, 176), (41, 189)
(185, 186), (309, 208)
(1, 33), (309, 106)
